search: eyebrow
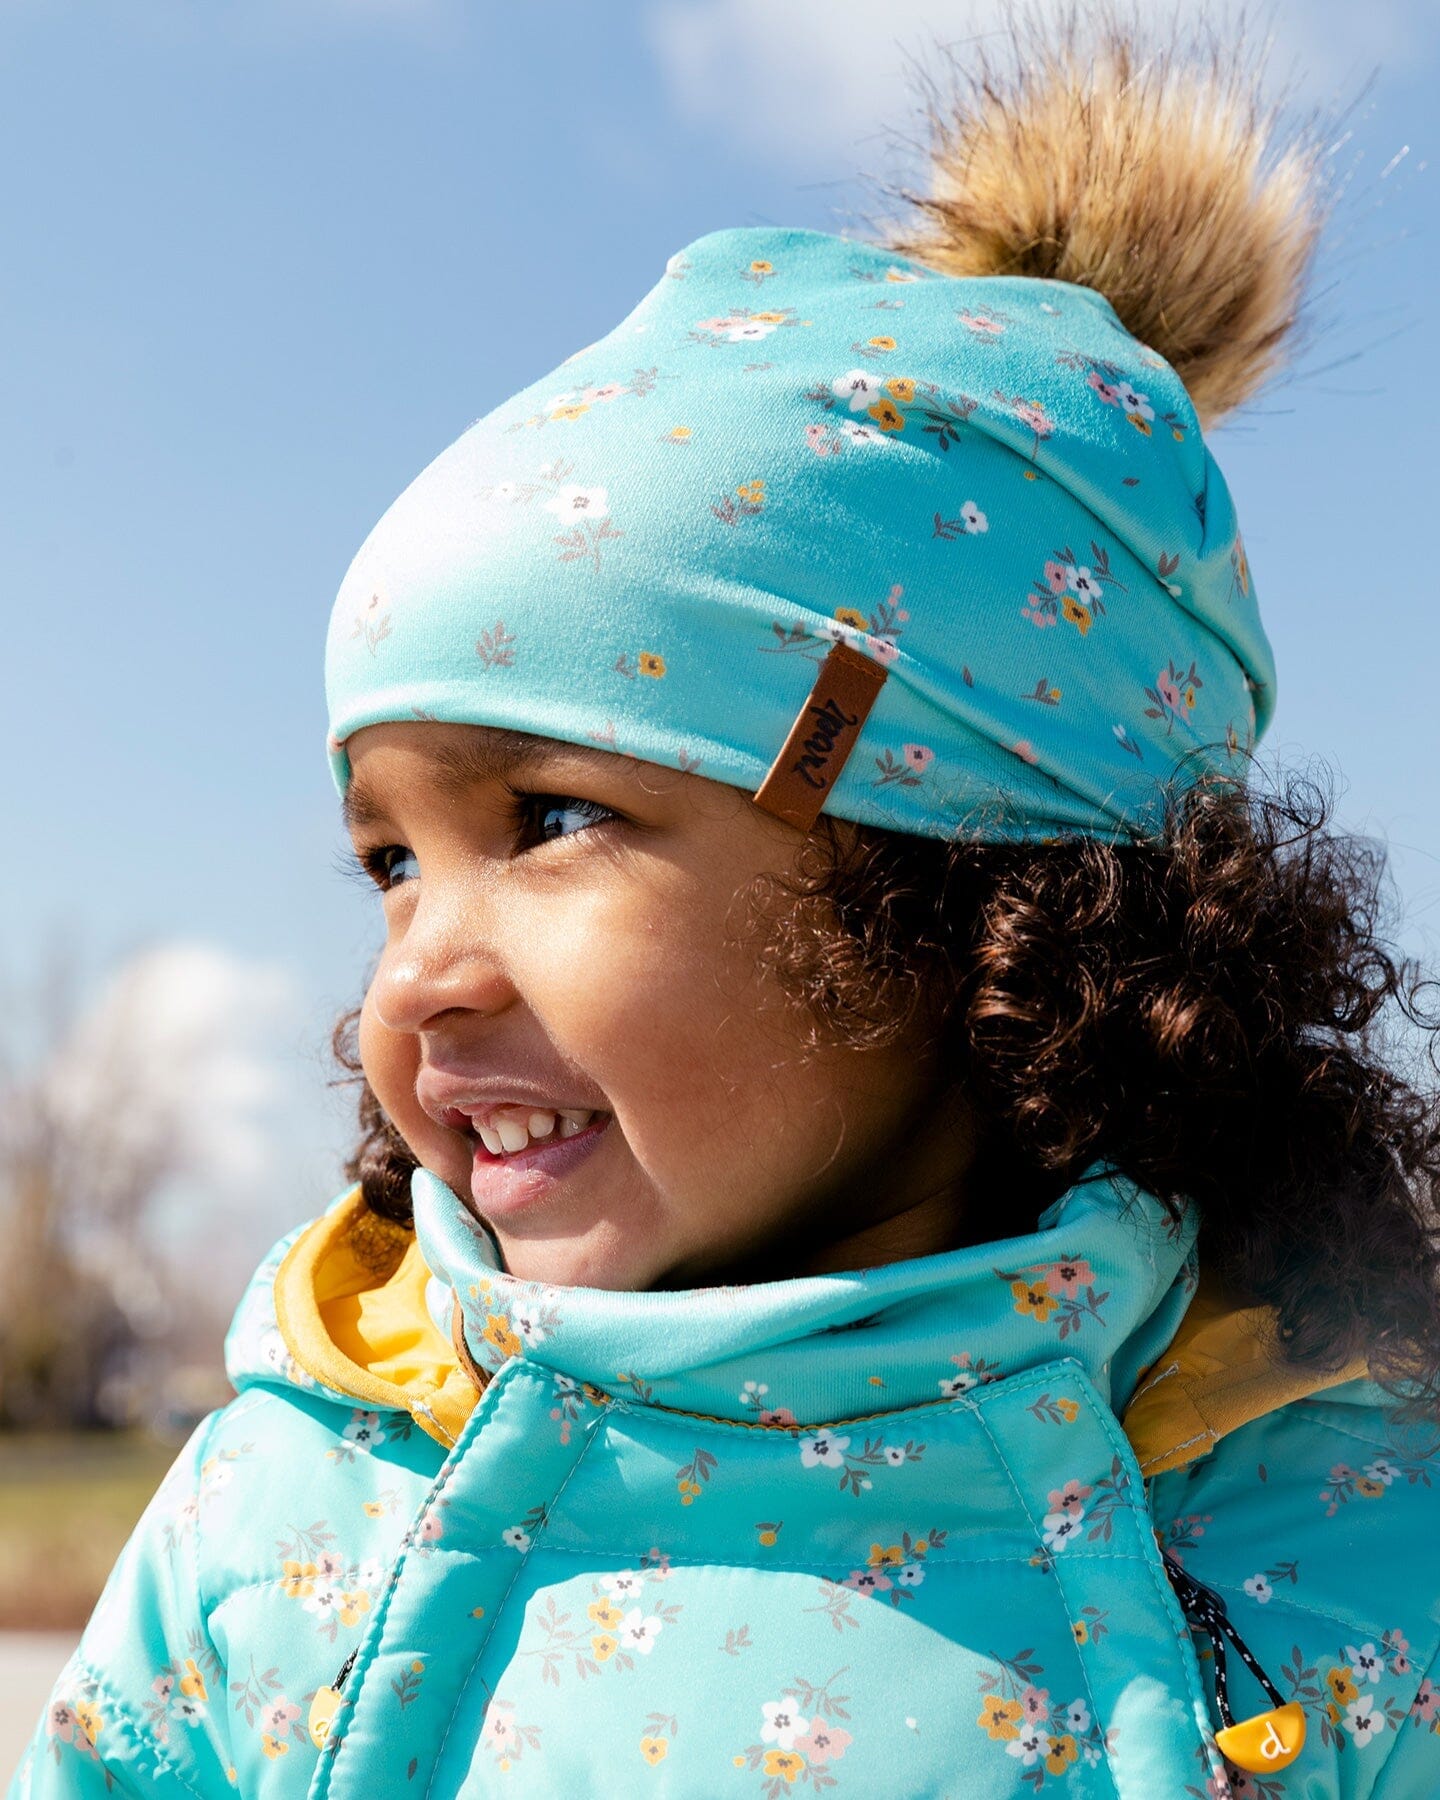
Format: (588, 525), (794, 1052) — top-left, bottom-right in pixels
(341, 729), (614, 833)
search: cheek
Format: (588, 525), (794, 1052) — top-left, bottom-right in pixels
(358, 988), (423, 1133)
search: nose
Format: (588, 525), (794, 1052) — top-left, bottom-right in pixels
(367, 880), (519, 1035)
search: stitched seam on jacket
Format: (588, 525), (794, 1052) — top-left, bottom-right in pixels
(1304, 1411), (1440, 1462)
(966, 1404), (1121, 1800)
(306, 1361), (544, 1800)
(1137, 1427), (1216, 1471)
(1197, 1576), (1440, 1651)
(64, 1656), (210, 1800)
(1128, 1360), (1181, 1406)
(421, 1409), (609, 1800)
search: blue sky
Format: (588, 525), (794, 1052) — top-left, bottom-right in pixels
(7, 1), (1439, 1268)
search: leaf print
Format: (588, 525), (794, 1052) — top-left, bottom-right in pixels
(554, 514), (624, 572)
(995, 1261), (1111, 1337)
(479, 1698), (542, 1769)
(475, 620), (516, 668)
(712, 480), (766, 525)
(1024, 679), (1062, 707)
(348, 590), (392, 656)
(1143, 660), (1203, 735)
(676, 1446), (717, 1504)
(804, 1580), (861, 1636)
(933, 498), (989, 539)
(1113, 722), (1145, 762)
(721, 1625), (754, 1656)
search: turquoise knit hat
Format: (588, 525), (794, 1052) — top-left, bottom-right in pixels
(324, 225), (1272, 841)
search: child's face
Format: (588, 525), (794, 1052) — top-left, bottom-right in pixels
(345, 721), (977, 1289)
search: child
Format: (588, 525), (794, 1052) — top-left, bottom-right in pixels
(12, 15), (1440, 1798)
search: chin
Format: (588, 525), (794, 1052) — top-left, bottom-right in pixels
(488, 1225), (666, 1293)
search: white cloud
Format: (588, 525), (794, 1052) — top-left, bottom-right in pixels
(643, 0), (1438, 174)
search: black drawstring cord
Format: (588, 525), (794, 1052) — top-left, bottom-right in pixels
(331, 1647), (359, 1694)
(1162, 1547), (1285, 1729)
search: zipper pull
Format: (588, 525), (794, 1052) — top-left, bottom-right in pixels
(1160, 1548), (1306, 1774)
(308, 1647), (359, 1750)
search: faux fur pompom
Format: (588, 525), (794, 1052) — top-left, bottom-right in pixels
(876, 6), (1327, 427)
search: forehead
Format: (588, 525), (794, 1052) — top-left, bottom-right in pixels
(341, 723), (625, 832)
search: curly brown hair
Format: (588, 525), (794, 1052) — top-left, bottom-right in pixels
(329, 767), (1440, 1422)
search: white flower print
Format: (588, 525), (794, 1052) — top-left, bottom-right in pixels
(939, 1372), (976, 1398)
(303, 1581), (343, 1620)
(1347, 1643), (1383, 1684)
(542, 483), (609, 520)
(799, 1433), (851, 1469)
(1243, 1574), (1274, 1605)
(1115, 381), (1154, 420)
(171, 1695), (205, 1727)
(897, 1562), (925, 1587)
(1067, 566), (1104, 605)
(883, 1446), (907, 1468)
(342, 1410), (386, 1451)
(620, 1609), (662, 1654)
(501, 1526), (532, 1553)
(1365, 1457), (1399, 1486)
(356, 1557), (385, 1590)
(511, 1308), (547, 1349)
(601, 1569), (644, 1601)
(481, 1701), (515, 1752)
(1346, 1693), (1387, 1746)
(832, 370), (887, 411)
(841, 421), (885, 446)
(727, 320), (776, 342)
(1006, 1724), (1046, 1766)
(741, 1379), (769, 1404)
(1041, 1508), (1085, 1552)
(761, 1697), (811, 1751)
(1063, 1699), (1091, 1734)
(960, 501), (988, 534)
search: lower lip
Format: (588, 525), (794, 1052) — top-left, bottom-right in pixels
(468, 1116), (611, 1216)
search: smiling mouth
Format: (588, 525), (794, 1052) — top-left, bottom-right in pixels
(451, 1105), (608, 1159)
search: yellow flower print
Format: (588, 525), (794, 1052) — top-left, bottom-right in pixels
(885, 377), (916, 404)
(338, 1590), (371, 1628)
(668, 426), (693, 441)
(592, 1633), (619, 1662)
(833, 606), (867, 629)
(868, 1543), (905, 1568)
(363, 1500), (386, 1517)
(639, 1735), (669, 1764)
(1060, 594), (1094, 635)
(588, 1599), (624, 1629)
(866, 398), (905, 433)
(282, 1559), (317, 1599)
(1328, 1667), (1360, 1707)
(638, 651), (666, 678)
(753, 311), (788, 324)
(482, 1314), (523, 1359)
(1011, 1279), (1059, 1323)
(867, 335), (897, 351)
(1056, 1397), (1081, 1422)
(978, 1695), (1023, 1741)
(1045, 1733), (1080, 1775)
(677, 1476), (704, 1505)
(736, 479), (766, 504)
(1072, 1620), (1089, 1646)
(549, 403), (591, 423)
(74, 1700), (104, 1747)
(1326, 1700), (1343, 1726)
(756, 1521), (782, 1547)
(762, 1749), (805, 1782)
(261, 1732), (289, 1760)
(179, 1659), (208, 1701)
(749, 260), (774, 274)
(1126, 411), (1153, 436)
(1356, 1476), (1386, 1498)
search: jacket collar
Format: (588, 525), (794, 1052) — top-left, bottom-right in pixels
(409, 1162), (1200, 1426)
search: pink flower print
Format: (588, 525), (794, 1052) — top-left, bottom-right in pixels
(696, 315), (743, 334)
(1047, 1479), (1093, 1517)
(759, 1406), (799, 1427)
(1155, 667), (1183, 713)
(46, 1701), (77, 1744)
(419, 1511), (445, 1543)
(261, 1698), (300, 1736)
(844, 1567), (893, 1595)
(315, 1551), (346, 1581)
(1045, 1257), (1096, 1299)
(805, 422), (838, 456)
(1021, 1685), (1051, 1722)
(959, 310), (1005, 335)
(1013, 398), (1053, 439)
(795, 1723), (853, 1764)
(903, 744), (934, 774)
(1043, 559), (1069, 595)
(1010, 740), (1040, 765)
(867, 635), (900, 664)
(481, 1701), (516, 1752)
(1411, 1678), (1440, 1722)
(581, 383), (625, 404)
(1086, 369), (1121, 406)
(152, 1673), (176, 1702)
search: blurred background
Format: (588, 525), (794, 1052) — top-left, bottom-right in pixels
(2, 0), (1438, 1765)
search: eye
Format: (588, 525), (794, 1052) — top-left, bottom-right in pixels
(515, 792), (619, 848)
(343, 844), (418, 892)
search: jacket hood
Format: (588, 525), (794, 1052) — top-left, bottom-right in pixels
(225, 1166), (1372, 1468)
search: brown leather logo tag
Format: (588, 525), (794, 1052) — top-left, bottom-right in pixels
(752, 640), (889, 830)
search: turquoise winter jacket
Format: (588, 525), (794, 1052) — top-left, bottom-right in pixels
(9, 1165), (1440, 1798)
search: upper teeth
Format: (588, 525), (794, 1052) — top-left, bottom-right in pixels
(473, 1106), (596, 1156)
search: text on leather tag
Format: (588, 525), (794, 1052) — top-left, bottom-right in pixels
(752, 639), (889, 831)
